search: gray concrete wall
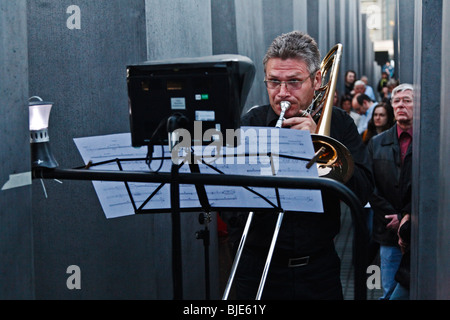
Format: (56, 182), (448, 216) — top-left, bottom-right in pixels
(411, 0), (442, 300)
(438, 0), (450, 300)
(28, 0), (158, 300)
(146, 0), (212, 60)
(293, 0), (308, 32)
(397, 0), (415, 83)
(0, 0), (34, 299)
(27, 0), (219, 300)
(211, 0), (238, 54)
(235, 0), (267, 110)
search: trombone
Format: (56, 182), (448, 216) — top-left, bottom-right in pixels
(222, 43), (354, 300)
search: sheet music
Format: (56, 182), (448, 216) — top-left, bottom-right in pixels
(200, 127), (323, 212)
(73, 128), (323, 219)
(74, 134), (198, 219)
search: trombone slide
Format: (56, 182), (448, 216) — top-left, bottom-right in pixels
(222, 211), (285, 300)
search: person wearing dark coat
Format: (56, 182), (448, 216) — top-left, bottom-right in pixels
(368, 83), (413, 300)
(223, 31), (374, 300)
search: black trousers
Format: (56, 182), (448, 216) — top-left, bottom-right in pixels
(235, 246), (343, 300)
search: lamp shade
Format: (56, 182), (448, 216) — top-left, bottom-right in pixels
(29, 96), (58, 168)
(29, 102), (53, 131)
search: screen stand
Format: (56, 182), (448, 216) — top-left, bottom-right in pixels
(168, 113), (213, 300)
(170, 161), (183, 300)
(169, 157), (213, 300)
(189, 161), (212, 300)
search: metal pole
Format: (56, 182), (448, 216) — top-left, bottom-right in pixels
(222, 211), (254, 300)
(255, 211), (284, 300)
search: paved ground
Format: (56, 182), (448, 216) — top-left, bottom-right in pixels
(336, 203), (383, 300)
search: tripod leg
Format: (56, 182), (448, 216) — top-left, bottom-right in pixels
(255, 211), (284, 300)
(222, 211), (254, 300)
(196, 212), (211, 300)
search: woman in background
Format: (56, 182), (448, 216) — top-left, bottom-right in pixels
(361, 102), (395, 144)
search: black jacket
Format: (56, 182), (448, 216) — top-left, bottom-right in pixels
(226, 105), (374, 254)
(368, 124), (412, 246)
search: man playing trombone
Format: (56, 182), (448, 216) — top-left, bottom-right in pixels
(225, 31), (374, 300)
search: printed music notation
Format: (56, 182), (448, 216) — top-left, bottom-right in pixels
(73, 128), (323, 219)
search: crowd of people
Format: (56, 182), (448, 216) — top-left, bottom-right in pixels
(339, 65), (400, 142)
(220, 30), (412, 300)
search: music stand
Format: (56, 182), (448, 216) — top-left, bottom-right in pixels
(68, 137), (326, 300)
(33, 162), (369, 300)
(32, 53), (369, 300)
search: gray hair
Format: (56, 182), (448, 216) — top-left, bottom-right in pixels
(354, 80), (366, 87)
(263, 31), (321, 75)
(392, 83), (414, 98)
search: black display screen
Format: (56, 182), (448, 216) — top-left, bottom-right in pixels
(127, 55), (255, 147)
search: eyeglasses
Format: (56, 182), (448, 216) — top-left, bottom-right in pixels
(392, 97), (413, 105)
(264, 71), (316, 91)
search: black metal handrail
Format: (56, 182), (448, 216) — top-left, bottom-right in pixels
(33, 167), (368, 300)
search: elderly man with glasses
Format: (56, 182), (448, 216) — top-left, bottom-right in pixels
(368, 83), (414, 300)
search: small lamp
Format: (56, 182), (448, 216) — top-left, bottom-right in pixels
(29, 96), (58, 168)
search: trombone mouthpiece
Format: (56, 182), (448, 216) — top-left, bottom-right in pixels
(275, 101), (291, 128)
(280, 101), (291, 111)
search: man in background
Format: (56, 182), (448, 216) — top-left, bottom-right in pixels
(353, 93), (378, 135)
(368, 83), (413, 300)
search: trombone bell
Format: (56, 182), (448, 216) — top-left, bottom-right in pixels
(311, 134), (354, 183)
